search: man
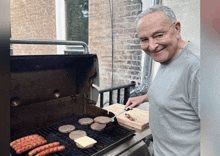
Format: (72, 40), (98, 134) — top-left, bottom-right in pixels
(125, 5), (200, 156)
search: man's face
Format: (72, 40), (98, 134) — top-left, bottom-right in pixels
(137, 11), (181, 63)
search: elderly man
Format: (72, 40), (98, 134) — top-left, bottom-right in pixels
(125, 5), (200, 156)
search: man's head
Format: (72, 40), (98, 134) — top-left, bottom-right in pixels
(136, 5), (185, 63)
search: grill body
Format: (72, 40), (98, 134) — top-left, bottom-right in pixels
(10, 55), (135, 156)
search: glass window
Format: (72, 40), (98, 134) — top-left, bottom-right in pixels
(65, 0), (89, 44)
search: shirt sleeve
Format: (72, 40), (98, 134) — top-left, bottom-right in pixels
(188, 66), (200, 118)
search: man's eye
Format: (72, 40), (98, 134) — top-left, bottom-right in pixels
(155, 34), (164, 38)
(141, 39), (148, 42)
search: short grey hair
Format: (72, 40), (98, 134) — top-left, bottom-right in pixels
(135, 5), (177, 25)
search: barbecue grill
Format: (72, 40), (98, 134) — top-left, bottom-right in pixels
(10, 39), (151, 156)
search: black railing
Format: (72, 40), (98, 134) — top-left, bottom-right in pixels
(99, 81), (136, 108)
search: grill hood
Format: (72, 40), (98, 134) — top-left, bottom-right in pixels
(10, 54), (100, 133)
(10, 54), (99, 105)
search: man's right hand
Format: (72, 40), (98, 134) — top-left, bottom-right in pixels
(125, 94), (148, 109)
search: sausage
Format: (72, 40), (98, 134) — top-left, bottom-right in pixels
(35, 145), (65, 156)
(125, 113), (136, 121)
(15, 139), (47, 154)
(12, 136), (45, 149)
(17, 139), (47, 154)
(28, 142), (60, 156)
(12, 137), (46, 152)
(11, 134), (45, 149)
(10, 134), (39, 147)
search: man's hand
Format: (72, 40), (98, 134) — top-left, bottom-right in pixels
(125, 94), (148, 109)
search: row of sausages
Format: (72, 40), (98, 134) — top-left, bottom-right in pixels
(10, 134), (65, 156)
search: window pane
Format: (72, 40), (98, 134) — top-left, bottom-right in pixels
(66, 0), (89, 44)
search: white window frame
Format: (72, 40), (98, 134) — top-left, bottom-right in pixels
(55, 0), (66, 54)
(56, 0), (89, 55)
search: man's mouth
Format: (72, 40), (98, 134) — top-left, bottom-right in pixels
(151, 48), (165, 54)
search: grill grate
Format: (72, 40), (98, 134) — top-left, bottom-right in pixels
(11, 115), (135, 156)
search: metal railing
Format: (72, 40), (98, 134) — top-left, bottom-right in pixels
(98, 81), (136, 108)
(10, 38), (89, 54)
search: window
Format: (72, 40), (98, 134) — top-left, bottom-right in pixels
(65, 0), (89, 44)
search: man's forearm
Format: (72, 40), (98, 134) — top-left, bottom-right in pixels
(143, 94), (149, 103)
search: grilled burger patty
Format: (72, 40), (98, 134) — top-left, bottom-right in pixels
(58, 125), (75, 133)
(78, 118), (94, 125)
(90, 122), (106, 131)
(94, 116), (111, 124)
(69, 130), (87, 141)
(75, 142), (94, 149)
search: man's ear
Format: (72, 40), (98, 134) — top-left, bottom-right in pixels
(174, 21), (181, 38)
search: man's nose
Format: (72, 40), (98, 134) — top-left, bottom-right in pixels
(148, 39), (158, 51)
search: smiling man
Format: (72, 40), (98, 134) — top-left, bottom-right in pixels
(125, 5), (200, 156)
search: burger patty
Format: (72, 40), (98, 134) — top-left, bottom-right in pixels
(94, 116), (112, 124)
(75, 142), (94, 149)
(69, 130), (87, 141)
(90, 123), (106, 131)
(78, 118), (94, 125)
(58, 125), (75, 133)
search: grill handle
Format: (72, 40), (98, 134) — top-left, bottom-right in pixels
(10, 38), (89, 54)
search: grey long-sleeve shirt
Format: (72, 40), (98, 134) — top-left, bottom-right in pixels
(147, 42), (200, 156)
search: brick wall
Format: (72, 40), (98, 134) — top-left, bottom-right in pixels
(89, 0), (112, 89)
(10, 0), (143, 104)
(10, 0), (57, 55)
(112, 1), (142, 86)
(89, 0), (142, 104)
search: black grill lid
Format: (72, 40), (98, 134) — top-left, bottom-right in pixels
(10, 54), (99, 106)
